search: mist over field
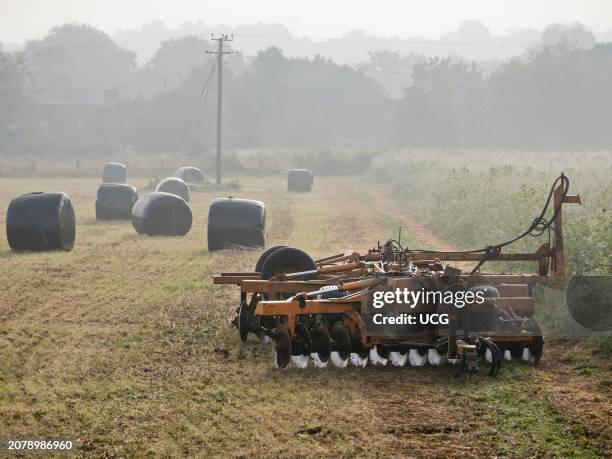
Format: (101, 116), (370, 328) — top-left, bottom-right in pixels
(1, 18), (612, 155)
(1, 3), (612, 456)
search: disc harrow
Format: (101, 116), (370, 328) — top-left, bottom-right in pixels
(214, 175), (580, 376)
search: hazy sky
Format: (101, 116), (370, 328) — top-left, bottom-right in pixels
(1, 0), (611, 43)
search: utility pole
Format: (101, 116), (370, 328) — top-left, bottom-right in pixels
(207, 34), (233, 185)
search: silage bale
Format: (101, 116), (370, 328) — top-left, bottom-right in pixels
(96, 184), (138, 220)
(6, 192), (76, 251)
(288, 169), (314, 192)
(155, 177), (190, 202)
(207, 197), (266, 251)
(175, 166), (205, 185)
(102, 162), (127, 183)
(131, 192), (192, 236)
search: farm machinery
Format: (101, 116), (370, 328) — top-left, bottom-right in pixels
(213, 175), (580, 375)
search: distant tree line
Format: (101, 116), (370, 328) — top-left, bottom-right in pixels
(1, 22), (611, 153)
(396, 42), (612, 149)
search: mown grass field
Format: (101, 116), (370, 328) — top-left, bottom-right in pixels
(0, 172), (610, 457)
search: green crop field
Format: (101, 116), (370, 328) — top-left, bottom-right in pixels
(0, 152), (610, 457)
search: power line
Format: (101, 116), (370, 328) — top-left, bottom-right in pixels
(232, 33), (535, 47)
(183, 62), (217, 152)
(359, 68), (413, 76)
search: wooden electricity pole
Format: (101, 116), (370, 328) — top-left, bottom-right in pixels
(207, 34), (233, 185)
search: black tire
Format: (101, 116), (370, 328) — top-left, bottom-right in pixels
(468, 285), (500, 298)
(467, 285), (500, 332)
(260, 247), (316, 280)
(255, 245), (287, 273)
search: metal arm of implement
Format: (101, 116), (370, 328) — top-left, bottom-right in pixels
(405, 183), (580, 278)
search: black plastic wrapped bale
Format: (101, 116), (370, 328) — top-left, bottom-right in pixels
(155, 177), (190, 202)
(132, 192), (192, 236)
(96, 184), (138, 220)
(288, 169), (314, 192)
(102, 162), (127, 183)
(175, 166), (205, 185)
(6, 192), (76, 251)
(207, 198), (266, 251)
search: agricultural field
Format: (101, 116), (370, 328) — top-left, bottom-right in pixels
(0, 152), (611, 457)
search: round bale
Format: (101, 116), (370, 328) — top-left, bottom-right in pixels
(175, 166), (205, 185)
(132, 192), (192, 236)
(96, 183), (138, 220)
(6, 192), (76, 251)
(288, 169), (314, 192)
(156, 177), (190, 202)
(102, 162), (127, 183)
(207, 198), (266, 251)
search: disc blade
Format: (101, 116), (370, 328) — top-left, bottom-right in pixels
(271, 324), (291, 369)
(330, 322), (351, 360)
(291, 354), (310, 369)
(369, 346), (388, 366)
(309, 324), (331, 364)
(427, 349), (446, 366)
(311, 353), (329, 368)
(389, 351), (408, 367)
(350, 352), (368, 367)
(408, 349), (427, 367)
(330, 351), (349, 368)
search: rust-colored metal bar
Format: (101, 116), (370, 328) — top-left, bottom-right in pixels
(256, 299), (360, 335)
(340, 277), (384, 291)
(240, 279), (330, 293)
(256, 299), (359, 316)
(406, 246), (549, 262)
(563, 195), (581, 204)
(318, 262), (361, 274)
(315, 252), (348, 264)
(213, 275), (260, 285)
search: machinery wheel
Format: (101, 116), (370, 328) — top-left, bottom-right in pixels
(255, 245), (287, 273)
(260, 247), (316, 280)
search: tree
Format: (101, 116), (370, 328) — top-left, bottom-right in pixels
(396, 57), (483, 145)
(136, 36), (210, 98)
(541, 23), (595, 49)
(357, 51), (426, 98)
(0, 46), (27, 128)
(24, 24), (136, 104)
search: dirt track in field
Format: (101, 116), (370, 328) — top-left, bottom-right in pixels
(0, 176), (609, 457)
